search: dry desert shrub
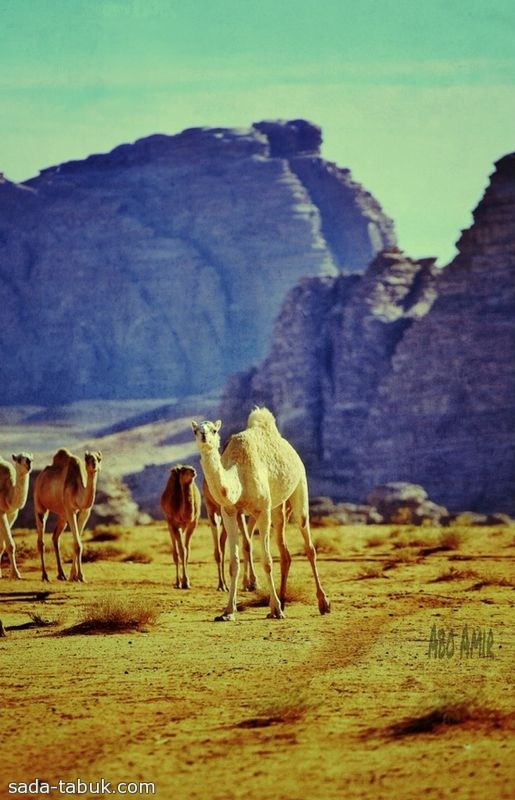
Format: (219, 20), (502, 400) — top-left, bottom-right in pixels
(122, 549), (153, 564)
(81, 544), (125, 563)
(356, 564), (386, 580)
(387, 547), (419, 565)
(365, 534), (387, 548)
(61, 594), (158, 635)
(238, 690), (311, 728)
(393, 530), (440, 549)
(386, 698), (507, 738)
(468, 573), (515, 590)
(89, 525), (125, 542)
(312, 530), (344, 555)
(431, 567), (481, 583)
(438, 529), (465, 550)
(310, 515), (341, 528)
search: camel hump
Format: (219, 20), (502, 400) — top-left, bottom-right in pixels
(52, 448), (73, 469)
(246, 406), (278, 433)
(0, 458), (15, 494)
(65, 455), (87, 492)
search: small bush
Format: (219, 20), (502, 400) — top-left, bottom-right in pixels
(432, 567), (480, 583)
(122, 550), (153, 564)
(356, 565), (385, 580)
(312, 531), (343, 555)
(469, 574), (515, 590)
(82, 544), (124, 563)
(61, 595), (158, 635)
(89, 526), (124, 542)
(238, 691), (311, 728)
(438, 530), (464, 550)
(387, 699), (505, 738)
(366, 534), (386, 548)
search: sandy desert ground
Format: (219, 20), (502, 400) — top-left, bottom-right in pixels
(1, 519), (514, 800)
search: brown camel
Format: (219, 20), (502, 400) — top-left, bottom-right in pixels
(160, 464), (201, 589)
(0, 453), (33, 579)
(34, 448), (102, 582)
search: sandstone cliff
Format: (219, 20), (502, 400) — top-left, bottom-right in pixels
(0, 120), (395, 405)
(220, 154), (515, 514)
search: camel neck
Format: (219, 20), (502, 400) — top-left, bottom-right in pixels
(199, 446), (241, 506)
(12, 469), (30, 510)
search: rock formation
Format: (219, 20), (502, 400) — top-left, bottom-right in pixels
(0, 120), (395, 405)
(220, 154), (515, 514)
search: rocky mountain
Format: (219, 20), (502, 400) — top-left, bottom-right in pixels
(0, 119), (395, 406)
(220, 154), (515, 514)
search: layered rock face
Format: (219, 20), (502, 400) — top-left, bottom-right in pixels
(359, 154), (515, 512)
(220, 154), (515, 513)
(0, 120), (395, 405)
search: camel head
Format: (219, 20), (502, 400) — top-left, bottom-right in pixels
(173, 465), (197, 485)
(84, 451), (102, 473)
(191, 420), (222, 449)
(12, 452), (33, 473)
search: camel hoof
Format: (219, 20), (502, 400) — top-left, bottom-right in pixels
(214, 612), (235, 622)
(57, 574), (67, 581)
(319, 597), (331, 615)
(41, 575), (50, 583)
(267, 608), (285, 620)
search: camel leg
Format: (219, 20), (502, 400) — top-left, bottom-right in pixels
(67, 512), (85, 582)
(239, 514), (258, 591)
(272, 505), (291, 610)
(52, 518), (67, 581)
(0, 513), (22, 580)
(36, 510), (50, 582)
(208, 512), (228, 591)
(179, 526), (191, 589)
(257, 507), (283, 620)
(289, 478), (331, 615)
(217, 508), (240, 621)
(167, 524), (181, 588)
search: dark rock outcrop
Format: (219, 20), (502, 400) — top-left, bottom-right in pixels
(220, 154), (515, 514)
(0, 121), (395, 405)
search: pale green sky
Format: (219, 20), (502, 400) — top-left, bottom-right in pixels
(1, 0), (514, 263)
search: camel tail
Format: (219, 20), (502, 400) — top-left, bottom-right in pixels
(246, 406), (278, 433)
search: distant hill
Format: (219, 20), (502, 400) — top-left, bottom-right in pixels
(220, 154), (515, 514)
(0, 119), (395, 405)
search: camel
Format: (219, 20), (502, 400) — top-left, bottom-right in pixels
(160, 464), (201, 589)
(192, 407), (330, 621)
(0, 453), (33, 579)
(203, 478), (259, 592)
(34, 448), (102, 582)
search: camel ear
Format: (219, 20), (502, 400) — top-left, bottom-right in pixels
(214, 420), (222, 432)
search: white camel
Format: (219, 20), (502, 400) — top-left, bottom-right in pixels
(34, 448), (102, 582)
(192, 407), (330, 621)
(203, 478), (259, 592)
(160, 464), (201, 589)
(0, 453), (33, 579)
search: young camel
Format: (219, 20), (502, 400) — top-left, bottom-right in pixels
(203, 478), (259, 592)
(192, 407), (330, 621)
(34, 448), (102, 582)
(0, 453), (33, 579)
(160, 465), (201, 589)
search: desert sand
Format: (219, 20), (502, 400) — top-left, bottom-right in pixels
(1, 520), (514, 800)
